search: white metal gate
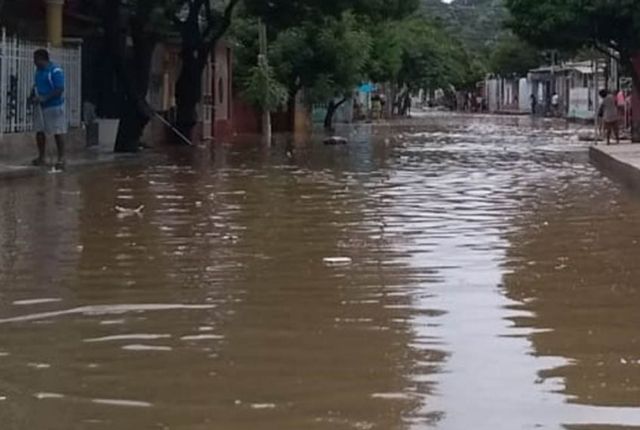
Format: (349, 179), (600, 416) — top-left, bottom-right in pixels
(0, 28), (82, 138)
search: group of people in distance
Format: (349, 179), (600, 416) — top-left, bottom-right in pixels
(530, 89), (629, 146)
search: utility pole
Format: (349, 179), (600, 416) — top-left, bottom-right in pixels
(258, 20), (271, 145)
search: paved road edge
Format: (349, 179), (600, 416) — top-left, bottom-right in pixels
(590, 145), (640, 191)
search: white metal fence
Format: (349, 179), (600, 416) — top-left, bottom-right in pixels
(0, 28), (82, 137)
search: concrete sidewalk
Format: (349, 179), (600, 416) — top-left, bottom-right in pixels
(589, 144), (640, 190)
(0, 147), (140, 180)
(0, 128), (145, 180)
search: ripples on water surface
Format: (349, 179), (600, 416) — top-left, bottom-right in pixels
(1, 114), (640, 429)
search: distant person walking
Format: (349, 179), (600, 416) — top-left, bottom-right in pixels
(30, 49), (66, 169)
(404, 95), (412, 117)
(599, 89), (620, 145)
(551, 93), (560, 116)
(530, 94), (537, 115)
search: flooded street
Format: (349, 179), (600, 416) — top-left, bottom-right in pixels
(1, 113), (640, 429)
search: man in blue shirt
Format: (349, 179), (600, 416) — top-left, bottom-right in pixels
(30, 49), (66, 169)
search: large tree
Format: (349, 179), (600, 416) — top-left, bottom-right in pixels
(269, 12), (373, 129)
(244, 0), (420, 31)
(506, 0), (640, 140)
(489, 34), (545, 77)
(169, 0), (241, 138)
(241, 0), (421, 128)
(74, 0), (167, 152)
(234, 2), (481, 126)
(395, 17), (481, 93)
(423, 0), (509, 62)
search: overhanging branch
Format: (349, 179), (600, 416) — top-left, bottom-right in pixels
(202, 0), (240, 46)
(593, 40), (621, 62)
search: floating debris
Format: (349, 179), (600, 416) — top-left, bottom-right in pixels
(84, 334), (171, 343)
(323, 257), (353, 266)
(181, 334), (224, 341)
(35, 392), (65, 400)
(91, 398), (153, 408)
(250, 403), (277, 410)
(324, 136), (348, 145)
(122, 344), (172, 352)
(115, 205), (145, 217)
(13, 298), (62, 306)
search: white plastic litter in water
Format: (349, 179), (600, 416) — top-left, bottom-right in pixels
(323, 257), (353, 266)
(35, 392), (65, 400)
(27, 362), (51, 369)
(91, 398), (153, 408)
(115, 205), (145, 217)
(250, 403), (277, 409)
(13, 298), (62, 306)
(122, 344), (173, 352)
(84, 334), (171, 343)
(180, 334), (224, 341)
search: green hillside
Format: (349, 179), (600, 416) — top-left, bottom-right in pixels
(422, 0), (509, 56)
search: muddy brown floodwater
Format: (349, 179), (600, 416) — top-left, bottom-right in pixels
(1, 113), (640, 430)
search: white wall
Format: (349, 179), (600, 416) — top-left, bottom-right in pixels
(568, 87), (595, 120)
(519, 78), (531, 112)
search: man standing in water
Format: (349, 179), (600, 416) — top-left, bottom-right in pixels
(30, 49), (66, 169)
(599, 89), (620, 145)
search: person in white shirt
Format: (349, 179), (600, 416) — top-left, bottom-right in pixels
(551, 93), (560, 116)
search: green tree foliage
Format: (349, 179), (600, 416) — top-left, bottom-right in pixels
(234, 0), (481, 126)
(505, 0), (640, 138)
(422, 0), (509, 57)
(243, 0), (420, 29)
(395, 17), (482, 91)
(242, 56), (290, 111)
(366, 22), (404, 83)
(241, 0), (417, 98)
(293, 13), (372, 102)
(489, 35), (545, 77)
(506, 0), (640, 63)
(231, 12), (372, 107)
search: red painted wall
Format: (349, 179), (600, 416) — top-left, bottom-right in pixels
(232, 99), (262, 135)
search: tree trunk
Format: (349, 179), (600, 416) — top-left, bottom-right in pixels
(115, 17), (155, 152)
(103, 0), (154, 153)
(630, 53), (640, 143)
(324, 98), (348, 130)
(172, 0), (240, 143)
(175, 50), (205, 140)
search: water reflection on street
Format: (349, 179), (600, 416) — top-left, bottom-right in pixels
(1, 113), (639, 429)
